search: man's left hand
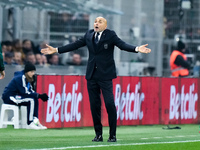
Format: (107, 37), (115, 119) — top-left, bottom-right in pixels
(38, 93), (49, 102)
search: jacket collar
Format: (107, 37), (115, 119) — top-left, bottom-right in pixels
(90, 29), (107, 52)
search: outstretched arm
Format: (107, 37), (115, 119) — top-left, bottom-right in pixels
(41, 44), (57, 55)
(112, 31), (151, 53)
(41, 36), (86, 55)
(137, 44), (151, 54)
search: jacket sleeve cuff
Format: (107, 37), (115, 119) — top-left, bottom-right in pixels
(135, 46), (139, 52)
(0, 66), (5, 71)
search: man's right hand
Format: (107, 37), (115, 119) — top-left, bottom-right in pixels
(0, 70), (5, 79)
(41, 44), (57, 55)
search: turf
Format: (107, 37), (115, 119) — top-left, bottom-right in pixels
(0, 124), (200, 150)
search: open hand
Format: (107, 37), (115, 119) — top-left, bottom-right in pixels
(138, 44), (151, 54)
(41, 44), (57, 55)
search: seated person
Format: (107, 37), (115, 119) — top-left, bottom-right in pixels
(67, 53), (85, 66)
(25, 52), (36, 65)
(35, 53), (43, 65)
(2, 63), (48, 129)
(13, 51), (24, 65)
(4, 52), (14, 65)
(48, 53), (60, 65)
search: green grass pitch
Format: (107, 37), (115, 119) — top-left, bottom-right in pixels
(0, 124), (200, 150)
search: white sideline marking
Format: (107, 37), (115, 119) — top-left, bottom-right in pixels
(188, 135), (198, 137)
(153, 137), (162, 139)
(23, 140), (200, 150)
(175, 135), (185, 138)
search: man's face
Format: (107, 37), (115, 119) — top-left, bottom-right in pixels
(73, 54), (81, 65)
(14, 52), (21, 61)
(2, 45), (7, 52)
(26, 71), (35, 79)
(50, 54), (59, 65)
(94, 17), (107, 32)
(35, 54), (43, 64)
(26, 54), (36, 65)
(23, 40), (32, 49)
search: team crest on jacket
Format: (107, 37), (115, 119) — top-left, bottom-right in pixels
(104, 43), (108, 49)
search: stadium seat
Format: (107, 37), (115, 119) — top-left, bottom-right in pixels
(0, 104), (27, 129)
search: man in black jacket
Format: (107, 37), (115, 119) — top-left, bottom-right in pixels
(41, 16), (151, 142)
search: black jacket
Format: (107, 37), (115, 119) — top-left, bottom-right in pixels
(58, 29), (137, 80)
(174, 55), (190, 70)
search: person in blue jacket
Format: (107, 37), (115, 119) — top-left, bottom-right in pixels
(2, 62), (48, 129)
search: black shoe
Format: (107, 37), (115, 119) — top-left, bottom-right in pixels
(92, 135), (103, 142)
(107, 136), (117, 142)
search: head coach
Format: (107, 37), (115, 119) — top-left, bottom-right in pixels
(41, 16), (151, 142)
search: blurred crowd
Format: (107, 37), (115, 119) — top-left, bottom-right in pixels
(1, 39), (86, 67)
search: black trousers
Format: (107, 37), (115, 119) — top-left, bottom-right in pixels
(87, 70), (117, 137)
(3, 95), (38, 125)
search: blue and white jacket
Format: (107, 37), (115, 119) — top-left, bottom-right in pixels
(2, 70), (38, 101)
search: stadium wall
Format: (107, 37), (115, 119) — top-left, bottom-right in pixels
(36, 75), (200, 128)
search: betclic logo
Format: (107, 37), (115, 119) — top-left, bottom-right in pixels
(46, 82), (82, 123)
(169, 83), (198, 120)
